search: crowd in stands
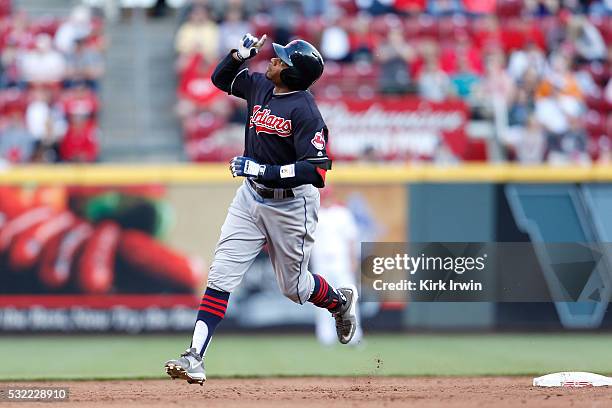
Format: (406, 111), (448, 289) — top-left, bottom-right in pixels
(175, 0), (611, 164)
(0, 1), (105, 165)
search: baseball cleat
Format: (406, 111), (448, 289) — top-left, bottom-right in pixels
(333, 285), (358, 344)
(164, 348), (206, 386)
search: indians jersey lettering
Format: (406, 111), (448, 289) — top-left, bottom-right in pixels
(229, 69), (330, 168)
(249, 105), (292, 137)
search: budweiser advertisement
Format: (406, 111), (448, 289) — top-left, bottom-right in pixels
(317, 97), (469, 161)
(185, 97), (469, 163)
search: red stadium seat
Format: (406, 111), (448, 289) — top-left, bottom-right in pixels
(417, 15), (438, 40)
(496, 0), (523, 18)
(370, 14), (403, 37)
(403, 16), (421, 39)
(586, 95), (609, 114)
(585, 110), (606, 138)
(584, 62), (610, 87)
(0, 0), (11, 18)
(0, 88), (27, 114)
(462, 139), (488, 161)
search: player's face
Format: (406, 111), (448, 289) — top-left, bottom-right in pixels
(266, 57), (288, 83)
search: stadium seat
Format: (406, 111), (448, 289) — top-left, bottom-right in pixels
(496, 0), (523, 18)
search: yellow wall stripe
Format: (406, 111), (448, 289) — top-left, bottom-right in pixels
(0, 164), (611, 185)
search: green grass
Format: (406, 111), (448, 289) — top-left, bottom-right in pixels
(1, 334), (612, 380)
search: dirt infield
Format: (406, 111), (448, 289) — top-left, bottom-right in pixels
(2, 377), (611, 407)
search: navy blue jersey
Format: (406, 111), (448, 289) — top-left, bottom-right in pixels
(228, 68), (330, 166)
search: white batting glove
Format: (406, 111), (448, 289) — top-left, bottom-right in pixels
(229, 156), (266, 178)
(236, 33), (267, 62)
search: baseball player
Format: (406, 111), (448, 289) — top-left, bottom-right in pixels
(164, 34), (358, 385)
(311, 186), (363, 346)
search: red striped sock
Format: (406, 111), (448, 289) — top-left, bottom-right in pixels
(308, 274), (343, 312)
(191, 287), (229, 356)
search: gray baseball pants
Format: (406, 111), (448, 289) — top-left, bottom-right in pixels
(207, 179), (319, 304)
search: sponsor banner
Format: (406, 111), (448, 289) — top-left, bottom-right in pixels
(318, 97), (468, 161)
(0, 182), (403, 332)
(187, 98), (469, 162)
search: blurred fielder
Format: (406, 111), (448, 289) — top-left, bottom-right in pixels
(164, 33), (359, 385)
(311, 187), (363, 346)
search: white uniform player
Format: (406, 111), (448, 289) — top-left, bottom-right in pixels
(311, 197), (363, 346)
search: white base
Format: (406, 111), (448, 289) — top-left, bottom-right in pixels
(533, 372), (612, 387)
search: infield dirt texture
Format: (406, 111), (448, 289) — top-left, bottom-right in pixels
(1, 334), (612, 407)
(3, 378), (612, 407)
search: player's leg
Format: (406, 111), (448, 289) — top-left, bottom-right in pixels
(256, 185), (358, 344)
(165, 182), (265, 384)
(315, 303), (338, 346)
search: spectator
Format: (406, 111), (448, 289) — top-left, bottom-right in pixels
(534, 80), (587, 163)
(426, 0), (463, 16)
(605, 78), (612, 105)
(449, 55), (481, 101)
(524, 0), (561, 17)
(508, 88), (532, 127)
(65, 36), (105, 91)
(55, 6), (92, 55)
(1, 40), (21, 88)
(417, 56), (453, 102)
(0, 108), (36, 163)
(588, 0), (612, 16)
(176, 53), (224, 118)
(503, 115), (547, 163)
(567, 15), (607, 63)
(265, 0), (301, 45)
(471, 15), (502, 51)
(302, 0), (334, 17)
(320, 14), (351, 62)
(348, 13), (377, 63)
(19, 34), (66, 85)
(536, 53), (583, 101)
(439, 33), (483, 75)
(507, 41), (546, 81)
(209, 0), (260, 21)
(26, 88), (67, 161)
(376, 28), (415, 94)
(60, 80), (99, 123)
(58, 114), (99, 162)
(175, 5), (219, 62)
(217, 8), (251, 56)
(355, 0), (396, 15)
(475, 52), (514, 120)
(3, 11), (35, 50)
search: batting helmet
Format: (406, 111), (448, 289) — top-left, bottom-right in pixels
(272, 39), (324, 91)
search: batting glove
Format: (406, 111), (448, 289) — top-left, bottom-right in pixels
(236, 33), (267, 62)
(230, 156), (266, 178)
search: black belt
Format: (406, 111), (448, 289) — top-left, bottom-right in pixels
(249, 179), (294, 199)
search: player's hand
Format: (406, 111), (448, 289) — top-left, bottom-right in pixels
(236, 33), (267, 62)
(229, 156), (266, 178)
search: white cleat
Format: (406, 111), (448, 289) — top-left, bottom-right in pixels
(164, 348), (206, 386)
(333, 285), (358, 344)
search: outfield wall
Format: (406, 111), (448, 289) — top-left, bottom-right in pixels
(1, 164), (612, 332)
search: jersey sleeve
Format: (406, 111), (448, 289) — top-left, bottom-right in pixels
(293, 114), (331, 167)
(229, 70), (267, 101)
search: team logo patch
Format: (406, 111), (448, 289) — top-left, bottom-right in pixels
(249, 105), (292, 137)
(311, 130), (326, 150)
